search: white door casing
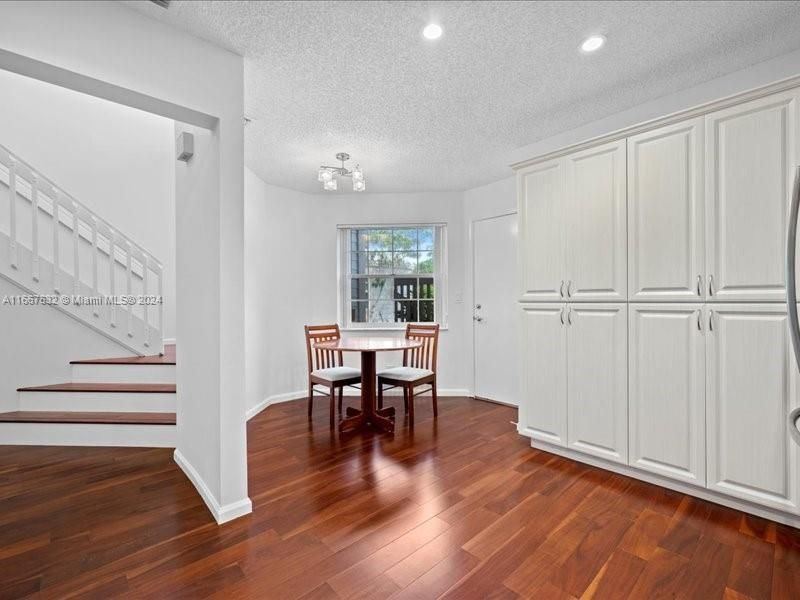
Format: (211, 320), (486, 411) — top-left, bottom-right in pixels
(628, 119), (705, 302)
(564, 140), (627, 302)
(473, 213), (519, 405)
(520, 303), (568, 445)
(706, 304), (799, 513)
(566, 303), (628, 463)
(629, 304), (706, 485)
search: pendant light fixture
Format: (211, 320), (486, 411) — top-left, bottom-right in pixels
(317, 153), (366, 192)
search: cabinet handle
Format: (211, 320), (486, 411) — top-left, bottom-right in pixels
(567, 308), (573, 325)
(560, 307), (565, 325)
(567, 280), (573, 298)
(559, 280), (565, 298)
(697, 310), (702, 331)
(696, 275), (702, 296)
(708, 309), (714, 332)
(708, 274), (714, 296)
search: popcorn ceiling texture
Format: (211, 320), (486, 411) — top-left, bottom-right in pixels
(125, 0), (800, 193)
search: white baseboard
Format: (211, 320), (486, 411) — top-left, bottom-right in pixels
(246, 388), (474, 420)
(173, 449), (253, 525)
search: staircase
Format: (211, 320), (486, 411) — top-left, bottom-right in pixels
(0, 142), (173, 447)
(0, 143), (164, 355)
(0, 345), (176, 447)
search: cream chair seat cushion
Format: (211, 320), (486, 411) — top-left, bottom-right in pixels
(311, 366), (361, 382)
(377, 367), (434, 382)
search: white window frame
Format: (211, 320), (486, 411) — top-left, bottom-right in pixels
(337, 223), (448, 331)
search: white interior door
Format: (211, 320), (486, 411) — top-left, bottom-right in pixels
(629, 304), (706, 485)
(473, 213), (518, 405)
(567, 303), (628, 463)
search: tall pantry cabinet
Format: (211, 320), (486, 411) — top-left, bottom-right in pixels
(516, 84), (800, 523)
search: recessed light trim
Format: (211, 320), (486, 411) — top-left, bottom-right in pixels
(423, 23), (443, 40)
(581, 35), (606, 53)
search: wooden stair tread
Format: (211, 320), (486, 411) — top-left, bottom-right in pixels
(0, 411), (176, 425)
(71, 345), (176, 366)
(17, 383), (176, 393)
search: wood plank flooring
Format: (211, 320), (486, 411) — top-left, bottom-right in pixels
(0, 396), (798, 599)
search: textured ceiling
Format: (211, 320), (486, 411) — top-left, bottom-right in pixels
(125, 0), (800, 193)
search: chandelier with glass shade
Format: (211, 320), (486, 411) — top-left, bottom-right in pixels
(317, 152), (366, 192)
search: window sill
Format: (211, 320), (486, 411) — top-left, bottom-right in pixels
(341, 326), (449, 332)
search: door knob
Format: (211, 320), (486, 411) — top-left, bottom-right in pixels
(473, 315), (483, 322)
(475, 304), (482, 309)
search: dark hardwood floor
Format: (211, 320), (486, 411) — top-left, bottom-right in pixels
(1, 396), (799, 599)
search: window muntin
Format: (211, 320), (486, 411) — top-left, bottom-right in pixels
(340, 225), (446, 329)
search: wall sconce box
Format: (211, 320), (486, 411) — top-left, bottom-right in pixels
(176, 131), (194, 162)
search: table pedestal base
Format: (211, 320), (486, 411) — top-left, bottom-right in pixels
(339, 351), (396, 434)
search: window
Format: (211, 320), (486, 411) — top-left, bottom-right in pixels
(339, 225), (447, 329)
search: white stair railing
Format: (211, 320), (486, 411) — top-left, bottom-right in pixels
(0, 143), (163, 355)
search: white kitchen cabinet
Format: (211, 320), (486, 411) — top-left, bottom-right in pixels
(517, 159), (566, 302)
(519, 303), (568, 445)
(629, 304), (706, 485)
(705, 89), (799, 302)
(628, 119), (705, 302)
(706, 304), (799, 514)
(565, 140), (627, 302)
(566, 303), (628, 463)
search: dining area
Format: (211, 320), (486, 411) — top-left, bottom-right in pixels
(304, 323), (440, 434)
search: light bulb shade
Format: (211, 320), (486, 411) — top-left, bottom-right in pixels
(352, 166), (364, 182)
(323, 177), (338, 191)
(319, 168), (334, 183)
(353, 179), (366, 192)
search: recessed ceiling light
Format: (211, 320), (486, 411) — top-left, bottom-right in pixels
(423, 23), (443, 40)
(581, 35), (606, 53)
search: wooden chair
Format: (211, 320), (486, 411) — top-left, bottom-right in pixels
(304, 324), (361, 426)
(377, 323), (440, 424)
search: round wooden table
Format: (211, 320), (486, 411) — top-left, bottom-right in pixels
(313, 336), (422, 434)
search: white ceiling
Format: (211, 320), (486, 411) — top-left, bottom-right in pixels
(126, 1), (800, 193)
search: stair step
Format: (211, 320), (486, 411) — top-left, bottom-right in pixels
(70, 344), (176, 366)
(17, 383), (175, 393)
(0, 411), (176, 425)
(70, 363), (176, 385)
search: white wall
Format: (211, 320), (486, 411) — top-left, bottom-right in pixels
(244, 168), (313, 412)
(0, 69), (176, 340)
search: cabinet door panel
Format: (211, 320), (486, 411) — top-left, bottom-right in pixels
(629, 304), (705, 485)
(628, 120), (704, 302)
(705, 90), (799, 302)
(567, 303), (627, 463)
(520, 304), (568, 445)
(518, 160), (566, 302)
(707, 305), (799, 513)
(565, 140), (627, 302)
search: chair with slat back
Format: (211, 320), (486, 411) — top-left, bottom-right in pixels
(377, 323), (440, 425)
(304, 324), (361, 427)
